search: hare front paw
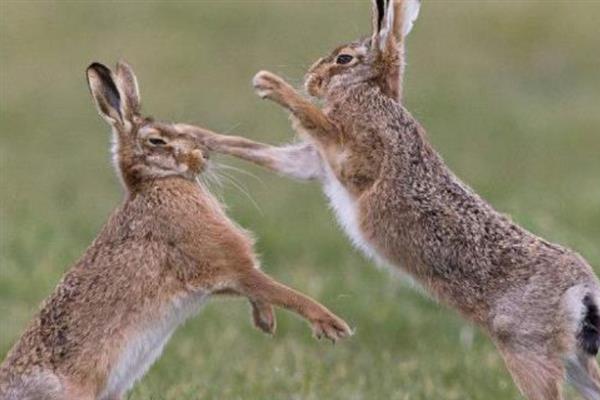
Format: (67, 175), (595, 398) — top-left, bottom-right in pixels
(252, 70), (288, 101)
(311, 311), (353, 343)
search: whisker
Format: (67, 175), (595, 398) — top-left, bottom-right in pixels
(206, 163), (225, 187)
(212, 171), (225, 188)
(218, 172), (263, 215)
(216, 163), (265, 187)
(198, 173), (227, 205)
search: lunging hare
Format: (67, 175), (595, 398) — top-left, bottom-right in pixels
(195, 1), (600, 399)
(0, 62), (351, 400)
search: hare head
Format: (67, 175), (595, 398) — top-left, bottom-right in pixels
(305, 0), (420, 100)
(86, 62), (209, 191)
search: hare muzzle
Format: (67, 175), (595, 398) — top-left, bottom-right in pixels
(187, 149), (206, 175)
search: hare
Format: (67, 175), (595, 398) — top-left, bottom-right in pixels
(193, 1), (600, 399)
(0, 61), (351, 400)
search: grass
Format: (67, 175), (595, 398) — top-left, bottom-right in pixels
(1, 1), (599, 399)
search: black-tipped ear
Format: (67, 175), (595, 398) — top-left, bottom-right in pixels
(376, 0), (386, 31)
(372, 0), (394, 50)
(115, 61), (141, 118)
(86, 62), (123, 125)
(371, 0), (386, 38)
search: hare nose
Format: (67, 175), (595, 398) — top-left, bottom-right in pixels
(191, 149), (207, 161)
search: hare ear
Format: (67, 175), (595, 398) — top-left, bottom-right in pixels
(398, 0), (421, 38)
(376, 0), (397, 52)
(115, 60), (141, 118)
(86, 62), (123, 126)
(374, 0), (421, 52)
(371, 0), (386, 39)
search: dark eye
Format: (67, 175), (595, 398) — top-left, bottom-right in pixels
(336, 54), (354, 65)
(148, 137), (167, 146)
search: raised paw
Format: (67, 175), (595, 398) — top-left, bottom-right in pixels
(252, 70), (289, 101)
(251, 300), (276, 335)
(311, 311), (353, 343)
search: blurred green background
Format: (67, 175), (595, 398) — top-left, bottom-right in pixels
(1, 1), (599, 399)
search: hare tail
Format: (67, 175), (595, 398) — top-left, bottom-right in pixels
(566, 292), (600, 400)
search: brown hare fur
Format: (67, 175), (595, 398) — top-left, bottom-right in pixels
(0, 62), (351, 400)
(192, 1), (600, 399)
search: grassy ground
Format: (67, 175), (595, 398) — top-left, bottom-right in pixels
(1, 1), (599, 399)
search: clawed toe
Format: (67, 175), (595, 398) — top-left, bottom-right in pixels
(252, 70), (286, 99)
(312, 315), (353, 343)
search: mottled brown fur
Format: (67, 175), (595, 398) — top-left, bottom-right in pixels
(0, 62), (351, 400)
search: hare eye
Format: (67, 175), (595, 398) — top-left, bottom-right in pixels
(148, 137), (167, 146)
(336, 54), (354, 65)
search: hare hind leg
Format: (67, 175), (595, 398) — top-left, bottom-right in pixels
(498, 346), (564, 400)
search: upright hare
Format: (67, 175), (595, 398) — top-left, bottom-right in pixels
(0, 62), (351, 400)
(194, 1), (600, 399)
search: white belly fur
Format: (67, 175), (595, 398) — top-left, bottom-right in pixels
(323, 167), (382, 263)
(99, 291), (208, 399)
(322, 167), (427, 292)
